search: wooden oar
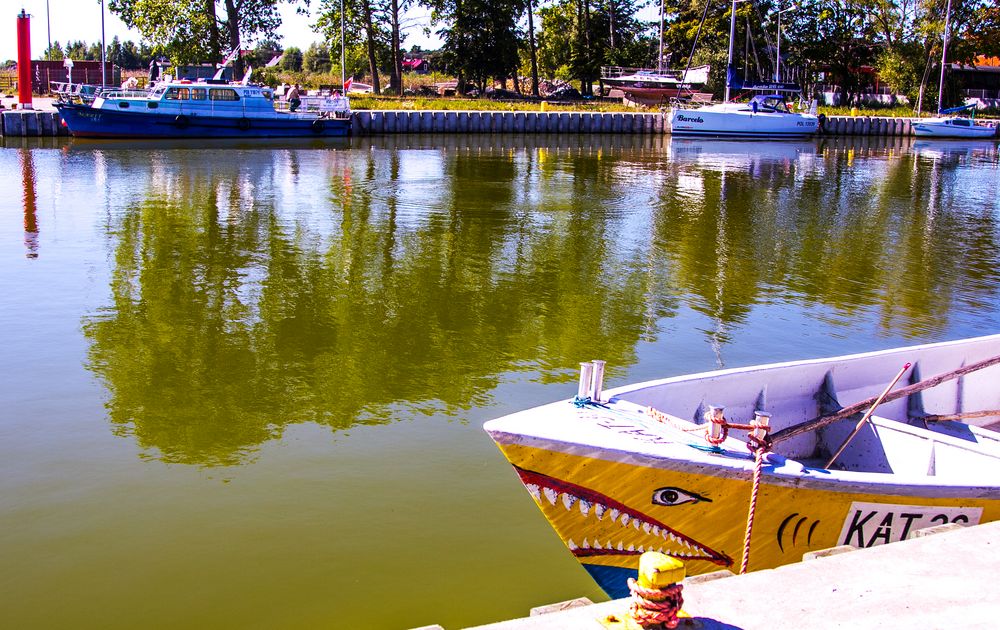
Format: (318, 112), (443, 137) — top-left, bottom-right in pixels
(824, 362), (910, 469)
(922, 409), (1000, 423)
(771, 353), (1000, 445)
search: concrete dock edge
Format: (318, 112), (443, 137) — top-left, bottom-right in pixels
(459, 521), (1000, 630)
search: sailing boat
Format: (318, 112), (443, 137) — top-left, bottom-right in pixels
(667, 0), (818, 137)
(912, 0), (997, 139)
(602, 0), (711, 105)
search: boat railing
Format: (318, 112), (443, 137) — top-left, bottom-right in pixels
(276, 95), (351, 116)
(98, 89), (150, 100)
(602, 66), (679, 79)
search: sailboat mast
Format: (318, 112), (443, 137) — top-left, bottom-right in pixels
(937, 0), (952, 114)
(658, 0), (665, 74)
(724, 0), (738, 102)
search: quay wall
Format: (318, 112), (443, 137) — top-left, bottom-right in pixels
(2, 109), (995, 138)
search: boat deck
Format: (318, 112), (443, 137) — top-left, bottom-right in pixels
(463, 520), (1000, 629)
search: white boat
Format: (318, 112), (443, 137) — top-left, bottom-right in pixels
(484, 335), (1000, 598)
(667, 0), (818, 137)
(602, 66), (712, 106)
(669, 94), (819, 137)
(912, 107), (997, 139)
(913, 0), (998, 139)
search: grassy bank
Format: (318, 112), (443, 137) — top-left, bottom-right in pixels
(347, 94), (638, 112)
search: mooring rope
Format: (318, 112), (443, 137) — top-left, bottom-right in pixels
(740, 441), (766, 574)
(626, 577), (684, 629)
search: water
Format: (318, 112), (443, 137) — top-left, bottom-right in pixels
(1, 133), (998, 629)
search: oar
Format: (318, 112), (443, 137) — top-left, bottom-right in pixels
(771, 352), (1000, 445)
(824, 362), (910, 469)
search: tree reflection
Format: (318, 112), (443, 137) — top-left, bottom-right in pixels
(81, 137), (1000, 465)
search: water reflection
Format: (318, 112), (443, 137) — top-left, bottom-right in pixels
(79, 136), (1000, 465)
(19, 149), (38, 258)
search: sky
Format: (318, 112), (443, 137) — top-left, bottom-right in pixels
(2, 0), (440, 62)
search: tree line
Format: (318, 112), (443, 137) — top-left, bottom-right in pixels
(60, 1), (1000, 107)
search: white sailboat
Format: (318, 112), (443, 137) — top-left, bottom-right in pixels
(913, 0), (997, 139)
(667, 0), (818, 137)
(602, 0), (711, 105)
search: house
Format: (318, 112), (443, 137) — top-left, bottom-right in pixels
(402, 57), (431, 74)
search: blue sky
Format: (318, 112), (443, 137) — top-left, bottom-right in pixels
(3, 1), (439, 61)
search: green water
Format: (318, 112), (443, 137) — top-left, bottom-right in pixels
(1, 134), (999, 629)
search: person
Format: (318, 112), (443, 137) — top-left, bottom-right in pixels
(287, 84), (301, 112)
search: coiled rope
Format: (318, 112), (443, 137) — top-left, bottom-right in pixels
(626, 577), (684, 629)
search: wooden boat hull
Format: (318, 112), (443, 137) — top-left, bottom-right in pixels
(484, 335), (1000, 598)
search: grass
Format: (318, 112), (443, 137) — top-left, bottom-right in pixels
(347, 94), (639, 113)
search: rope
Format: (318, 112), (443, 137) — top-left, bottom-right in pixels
(740, 442), (766, 574)
(626, 578), (684, 629)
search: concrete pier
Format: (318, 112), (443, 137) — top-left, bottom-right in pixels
(2, 107), (995, 138)
(460, 521), (1000, 629)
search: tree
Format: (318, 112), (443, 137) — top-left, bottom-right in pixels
(303, 42), (333, 73)
(428, 0), (524, 93)
(783, 1), (879, 106)
(43, 42), (65, 61)
(525, 0), (540, 96)
(315, 0), (388, 92)
(109, 0), (291, 71)
(280, 46), (304, 71)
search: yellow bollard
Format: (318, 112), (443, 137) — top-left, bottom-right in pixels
(601, 552), (690, 629)
(850, 107), (859, 117)
(540, 101), (548, 112)
(638, 551), (686, 589)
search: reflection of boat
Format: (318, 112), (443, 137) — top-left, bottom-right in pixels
(912, 106), (997, 138)
(602, 66), (712, 106)
(64, 136), (351, 152)
(913, 139), (998, 159)
(669, 137), (817, 164)
(55, 79), (351, 139)
(484, 336), (1000, 598)
(667, 0), (818, 137)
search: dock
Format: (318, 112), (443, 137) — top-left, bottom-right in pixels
(448, 521), (999, 629)
(3, 98), (992, 138)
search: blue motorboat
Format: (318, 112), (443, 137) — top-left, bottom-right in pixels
(55, 79), (351, 139)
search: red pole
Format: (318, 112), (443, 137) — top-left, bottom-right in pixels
(16, 9), (33, 109)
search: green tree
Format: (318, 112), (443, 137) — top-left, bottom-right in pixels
(109, 0), (291, 72)
(316, 0), (389, 93)
(64, 40), (90, 60)
(303, 41), (333, 73)
(43, 42), (65, 61)
(427, 0), (523, 94)
(247, 38), (283, 69)
(280, 46), (304, 71)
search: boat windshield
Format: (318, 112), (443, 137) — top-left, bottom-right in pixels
(748, 95), (790, 113)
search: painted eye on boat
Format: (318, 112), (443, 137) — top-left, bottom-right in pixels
(651, 487), (710, 506)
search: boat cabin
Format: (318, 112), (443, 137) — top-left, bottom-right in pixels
(747, 94), (791, 114)
(90, 80), (350, 119)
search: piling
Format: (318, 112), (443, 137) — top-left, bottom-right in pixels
(3, 104), (985, 138)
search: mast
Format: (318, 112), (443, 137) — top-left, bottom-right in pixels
(937, 0), (952, 114)
(658, 0), (665, 73)
(724, 0), (738, 102)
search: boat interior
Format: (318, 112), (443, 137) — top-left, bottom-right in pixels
(610, 345), (1000, 477)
